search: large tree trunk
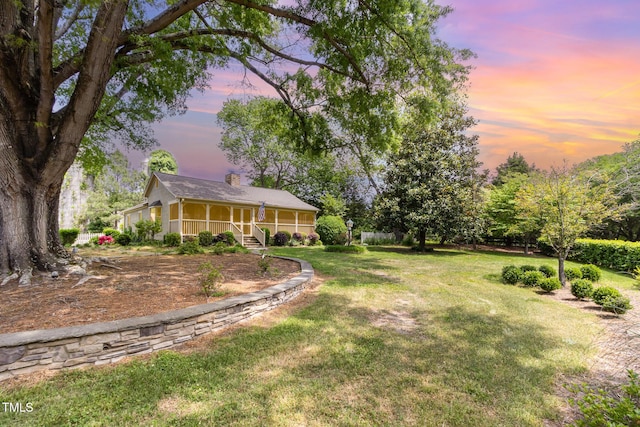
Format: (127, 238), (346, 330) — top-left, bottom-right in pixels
(417, 229), (427, 251)
(558, 256), (567, 287)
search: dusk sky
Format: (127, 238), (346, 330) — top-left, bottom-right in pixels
(135, 0), (640, 181)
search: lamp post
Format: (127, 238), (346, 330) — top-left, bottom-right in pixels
(346, 219), (354, 246)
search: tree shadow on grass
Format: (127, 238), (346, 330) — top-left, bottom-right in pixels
(366, 246), (467, 257)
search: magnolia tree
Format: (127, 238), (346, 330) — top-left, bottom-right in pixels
(0, 0), (471, 279)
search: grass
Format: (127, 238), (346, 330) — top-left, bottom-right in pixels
(1, 246), (635, 426)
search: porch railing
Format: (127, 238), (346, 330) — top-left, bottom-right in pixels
(253, 224), (266, 247)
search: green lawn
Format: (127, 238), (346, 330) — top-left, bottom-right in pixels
(0, 246), (635, 426)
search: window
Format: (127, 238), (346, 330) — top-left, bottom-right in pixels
(210, 205), (231, 221)
(183, 203), (206, 220)
(150, 207), (162, 221)
(263, 209), (276, 223)
(169, 203), (179, 220)
(299, 212), (315, 225)
(278, 210), (296, 223)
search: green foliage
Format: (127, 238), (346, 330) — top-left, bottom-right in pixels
(324, 245), (367, 254)
(571, 239), (640, 272)
(402, 234), (416, 247)
(307, 232), (320, 246)
(280, 230), (292, 242)
(163, 232), (181, 247)
(569, 370), (640, 426)
(565, 267), (583, 281)
(59, 228), (80, 246)
(273, 232), (289, 247)
(591, 286), (622, 305)
(102, 228), (120, 238)
(539, 277), (562, 293)
(316, 215), (347, 245)
(135, 219), (162, 241)
(212, 242), (227, 255)
(261, 228), (271, 246)
(501, 265), (522, 285)
(178, 240), (204, 255)
(115, 233), (132, 246)
(580, 264), (602, 282)
(601, 295), (632, 314)
(223, 231), (236, 245)
(319, 193), (347, 217)
(374, 101), (482, 250)
(198, 231), (214, 247)
(570, 279), (594, 300)
(364, 237), (397, 245)
(148, 149), (178, 175)
(521, 270), (545, 287)
(538, 265), (556, 278)
(492, 152), (537, 186)
(197, 262), (224, 298)
(520, 265), (537, 272)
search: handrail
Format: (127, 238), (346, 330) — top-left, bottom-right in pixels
(253, 224), (266, 247)
(230, 223), (243, 244)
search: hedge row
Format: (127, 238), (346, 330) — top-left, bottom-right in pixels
(538, 238), (640, 272)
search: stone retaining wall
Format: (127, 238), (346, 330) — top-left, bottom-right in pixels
(0, 257), (313, 381)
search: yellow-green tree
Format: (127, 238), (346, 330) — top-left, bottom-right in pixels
(515, 165), (612, 286)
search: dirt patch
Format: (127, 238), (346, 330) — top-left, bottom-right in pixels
(0, 252), (300, 334)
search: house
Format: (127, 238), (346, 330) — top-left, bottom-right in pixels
(122, 172), (318, 246)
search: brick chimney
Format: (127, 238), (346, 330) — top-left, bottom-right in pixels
(225, 173), (240, 186)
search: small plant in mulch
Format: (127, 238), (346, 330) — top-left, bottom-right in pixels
(197, 261), (225, 299)
(257, 252), (279, 277)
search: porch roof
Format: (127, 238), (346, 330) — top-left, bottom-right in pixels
(150, 172), (319, 211)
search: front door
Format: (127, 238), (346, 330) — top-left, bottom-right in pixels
(233, 208), (253, 236)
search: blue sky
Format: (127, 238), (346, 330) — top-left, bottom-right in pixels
(132, 0), (640, 180)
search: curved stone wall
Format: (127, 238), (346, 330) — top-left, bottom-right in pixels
(0, 257), (313, 381)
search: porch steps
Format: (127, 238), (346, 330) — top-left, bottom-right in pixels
(243, 236), (264, 249)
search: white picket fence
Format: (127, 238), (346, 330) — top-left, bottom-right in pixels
(360, 232), (396, 243)
(74, 233), (102, 245)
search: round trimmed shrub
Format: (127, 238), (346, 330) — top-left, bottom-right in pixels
(273, 232), (289, 247)
(102, 228), (121, 239)
(115, 233), (132, 246)
(308, 233), (320, 246)
(315, 216), (347, 245)
(522, 270), (545, 287)
(601, 295), (632, 314)
(164, 232), (181, 247)
(178, 240), (204, 255)
(198, 231), (214, 246)
(580, 264), (602, 282)
(501, 265), (522, 285)
(565, 267), (583, 281)
(570, 279), (594, 300)
(538, 265), (556, 278)
(520, 265), (538, 272)
(59, 228), (80, 246)
(540, 277), (562, 292)
(223, 231), (236, 245)
(592, 286), (621, 305)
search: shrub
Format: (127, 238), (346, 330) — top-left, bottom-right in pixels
(273, 232), (289, 247)
(198, 262), (224, 298)
(59, 228), (80, 246)
(102, 228), (120, 239)
(98, 235), (115, 245)
(569, 370), (640, 426)
(89, 236), (99, 245)
(570, 279), (594, 300)
(601, 295), (632, 314)
(198, 231), (214, 246)
(522, 270), (545, 287)
(501, 265), (522, 285)
(177, 240), (203, 255)
(402, 234), (416, 247)
(324, 245), (367, 253)
(307, 233), (320, 246)
(539, 277), (562, 293)
(212, 241), (227, 255)
(223, 231), (236, 245)
(571, 238), (640, 272)
(315, 215), (347, 245)
(592, 286), (622, 305)
(580, 264), (602, 282)
(565, 267), (583, 281)
(261, 228), (270, 246)
(538, 265), (556, 278)
(292, 232), (303, 242)
(115, 233), (132, 246)
(164, 232), (181, 247)
(520, 265), (538, 272)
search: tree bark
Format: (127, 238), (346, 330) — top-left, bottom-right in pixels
(417, 229), (427, 251)
(558, 256), (566, 287)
